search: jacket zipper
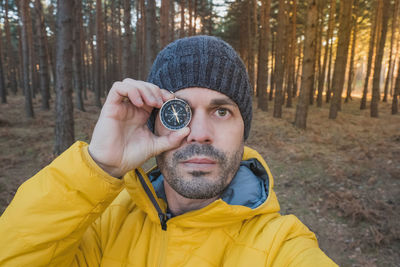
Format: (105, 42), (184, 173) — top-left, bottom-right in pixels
(158, 229), (168, 267)
(135, 170), (169, 230)
(135, 170), (169, 266)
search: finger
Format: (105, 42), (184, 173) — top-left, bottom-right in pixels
(153, 127), (190, 155)
(105, 82), (144, 109)
(136, 86), (164, 108)
(125, 79), (163, 107)
(160, 89), (175, 102)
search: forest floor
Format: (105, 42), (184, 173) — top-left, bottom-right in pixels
(0, 93), (399, 266)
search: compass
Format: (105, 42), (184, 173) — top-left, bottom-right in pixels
(159, 98), (192, 130)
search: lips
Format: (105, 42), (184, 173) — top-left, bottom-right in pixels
(182, 158), (216, 164)
(181, 158), (217, 171)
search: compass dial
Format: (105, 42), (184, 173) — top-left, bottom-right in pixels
(159, 98), (192, 130)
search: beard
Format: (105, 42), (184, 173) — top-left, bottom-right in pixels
(156, 143), (243, 199)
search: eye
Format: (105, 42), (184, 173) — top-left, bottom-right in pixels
(216, 108), (230, 117)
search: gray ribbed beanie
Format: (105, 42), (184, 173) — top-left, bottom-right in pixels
(147, 35), (252, 140)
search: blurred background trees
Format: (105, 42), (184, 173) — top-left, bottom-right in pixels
(0, 0), (399, 152)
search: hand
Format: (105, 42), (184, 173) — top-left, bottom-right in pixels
(88, 78), (190, 178)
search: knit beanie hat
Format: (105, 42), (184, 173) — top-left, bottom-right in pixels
(147, 35), (253, 140)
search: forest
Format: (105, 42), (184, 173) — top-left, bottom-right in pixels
(0, 0), (400, 266)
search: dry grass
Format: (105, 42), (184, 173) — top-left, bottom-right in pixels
(1, 93), (400, 266)
(247, 98), (400, 266)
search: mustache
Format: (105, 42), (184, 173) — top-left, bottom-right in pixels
(173, 144), (226, 162)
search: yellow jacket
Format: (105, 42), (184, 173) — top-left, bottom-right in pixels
(0, 141), (337, 266)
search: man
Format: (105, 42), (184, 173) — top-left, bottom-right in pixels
(0, 36), (336, 266)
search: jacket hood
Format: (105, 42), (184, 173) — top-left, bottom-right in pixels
(123, 146), (280, 229)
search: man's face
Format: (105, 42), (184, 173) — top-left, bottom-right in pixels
(154, 87), (245, 200)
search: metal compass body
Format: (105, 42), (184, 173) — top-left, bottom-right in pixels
(159, 97), (192, 130)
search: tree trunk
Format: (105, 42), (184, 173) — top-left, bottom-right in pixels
(383, 0), (399, 102)
(392, 59), (400, 114)
(317, 0), (335, 107)
(269, 31), (275, 101)
(188, 0), (193, 35)
(27, 2), (39, 99)
(35, 0), (50, 110)
(4, 0), (18, 95)
(371, 0), (390, 117)
(140, 0), (146, 79)
(88, 0), (96, 93)
(94, 0), (104, 107)
(0, 25), (6, 103)
(116, 0), (123, 79)
(345, 0), (358, 103)
(19, 0), (35, 117)
(170, 0), (175, 42)
(145, 0), (158, 76)
(294, 0), (318, 129)
(122, 0), (133, 78)
(311, 0), (323, 106)
(294, 37), (302, 97)
(54, 0), (75, 155)
(325, 34), (334, 103)
(360, 0), (380, 110)
(247, 0), (257, 93)
(160, 0), (170, 48)
(257, 0), (271, 111)
(73, 0), (85, 111)
(286, 0), (297, 108)
(273, 0), (287, 118)
(328, 0), (353, 119)
(180, 0), (185, 37)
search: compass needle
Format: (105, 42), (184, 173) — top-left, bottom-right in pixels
(159, 98), (191, 130)
(171, 105), (180, 123)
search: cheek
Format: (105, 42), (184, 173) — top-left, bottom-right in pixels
(214, 119), (244, 149)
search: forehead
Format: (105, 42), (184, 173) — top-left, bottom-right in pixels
(174, 87), (237, 107)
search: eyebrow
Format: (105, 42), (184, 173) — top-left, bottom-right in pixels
(209, 97), (237, 107)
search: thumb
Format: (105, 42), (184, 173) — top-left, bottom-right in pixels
(153, 127), (190, 155)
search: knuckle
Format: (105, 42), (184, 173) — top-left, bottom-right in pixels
(123, 78), (135, 83)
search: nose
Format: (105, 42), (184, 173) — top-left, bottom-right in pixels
(186, 110), (213, 144)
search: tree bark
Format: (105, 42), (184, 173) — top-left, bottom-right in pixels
(94, 0), (104, 107)
(247, 0), (257, 93)
(19, 0), (35, 117)
(317, 0), (335, 107)
(286, 0), (297, 108)
(294, 0), (318, 129)
(328, 0), (353, 119)
(345, 0), (358, 103)
(188, 0), (193, 35)
(35, 0), (50, 110)
(122, 0), (133, 78)
(145, 0), (158, 76)
(160, 0), (170, 48)
(273, 0), (287, 118)
(180, 0), (185, 37)
(257, 0), (271, 111)
(4, 0), (18, 95)
(360, 0), (379, 110)
(325, 33), (334, 103)
(54, 0), (75, 155)
(383, 0), (399, 102)
(27, 2), (39, 99)
(0, 25), (6, 103)
(269, 31), (275, 101)
(170, 0), (175, 42)
(371, 0), (390, 117)
(73, 0), (85, 111)
(392, 59), (400, 114)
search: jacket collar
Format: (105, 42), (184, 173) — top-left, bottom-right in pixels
(123, 146), (280, 228)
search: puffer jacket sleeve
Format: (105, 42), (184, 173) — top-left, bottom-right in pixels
(0, 141), (124, 266)
(270, 215), (338, 267)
